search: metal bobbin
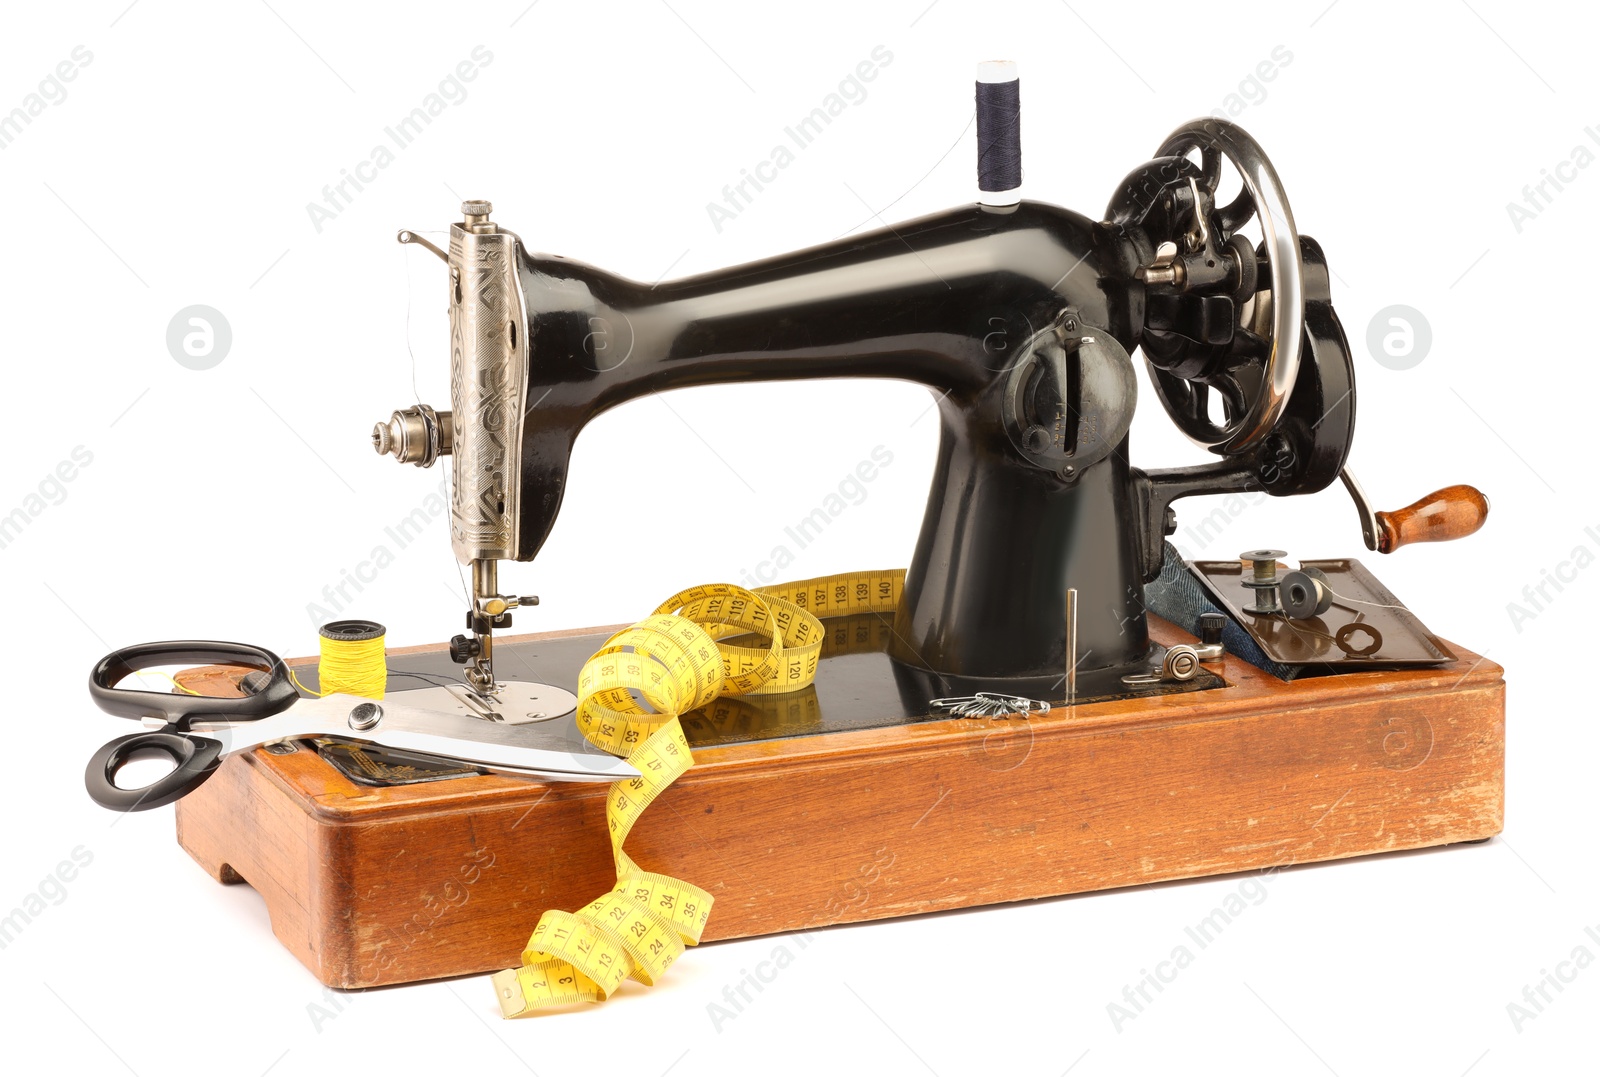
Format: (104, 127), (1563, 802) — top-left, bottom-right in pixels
(1239, 549), (1287, 613)
(1280, 567), (1335, 620)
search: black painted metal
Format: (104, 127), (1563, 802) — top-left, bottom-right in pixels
(506, 136), (1356, 691)
(358, 628), (1227, 755)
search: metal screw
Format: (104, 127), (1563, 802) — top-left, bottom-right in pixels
(1162, 644), (1200, 681)
(348, 702), (383, 731)
(461, 199), (492, 216)
(265, 742), (297, 756)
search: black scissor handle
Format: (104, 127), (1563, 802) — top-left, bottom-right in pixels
(88, 640), (298, 727)
(85, 730), (226, 811)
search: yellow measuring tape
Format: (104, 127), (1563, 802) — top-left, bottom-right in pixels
(492, 570), (905, 1017)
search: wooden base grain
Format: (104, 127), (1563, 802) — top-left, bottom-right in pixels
(172, 617), (1504, 988)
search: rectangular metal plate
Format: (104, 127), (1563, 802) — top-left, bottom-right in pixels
(1189, 558), (1455, 669)
(315, 740), (482, 786)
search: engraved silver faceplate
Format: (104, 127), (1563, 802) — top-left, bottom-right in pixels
(447, 223), (529, 563)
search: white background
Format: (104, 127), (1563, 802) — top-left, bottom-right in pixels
(1, 1), (1595, 1074)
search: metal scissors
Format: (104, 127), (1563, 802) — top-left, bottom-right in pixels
(84, 640), (637, 812)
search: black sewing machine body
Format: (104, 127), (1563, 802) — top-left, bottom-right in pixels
(499, 204), (1351, 694)
(374, 117), (1420, 699)
(517, 199), (1153, 692)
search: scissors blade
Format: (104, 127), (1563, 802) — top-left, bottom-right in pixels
(192, 693), (638, 783)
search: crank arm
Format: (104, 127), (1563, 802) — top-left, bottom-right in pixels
(1340, 467), (1490, 553)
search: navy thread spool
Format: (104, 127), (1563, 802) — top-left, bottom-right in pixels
(975, 60), (1021, 205)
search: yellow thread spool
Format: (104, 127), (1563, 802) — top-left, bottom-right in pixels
(317, 620), (387, 699)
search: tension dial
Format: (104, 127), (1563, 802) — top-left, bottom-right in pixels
(1002, 317), (1136, 481)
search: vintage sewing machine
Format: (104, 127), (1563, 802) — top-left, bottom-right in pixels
(171, 71), (1503, 990)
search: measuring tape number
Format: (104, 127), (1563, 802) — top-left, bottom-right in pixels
(492, 570), (904, 1016)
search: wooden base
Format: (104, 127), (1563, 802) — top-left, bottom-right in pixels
(173, 617), (1504, 989)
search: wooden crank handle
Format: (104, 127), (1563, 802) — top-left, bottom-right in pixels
(1374, 484), (1490, 552)
(1339, 469), (1490, 553)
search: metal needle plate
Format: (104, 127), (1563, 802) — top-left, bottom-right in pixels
(400, 680), (579, 725)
